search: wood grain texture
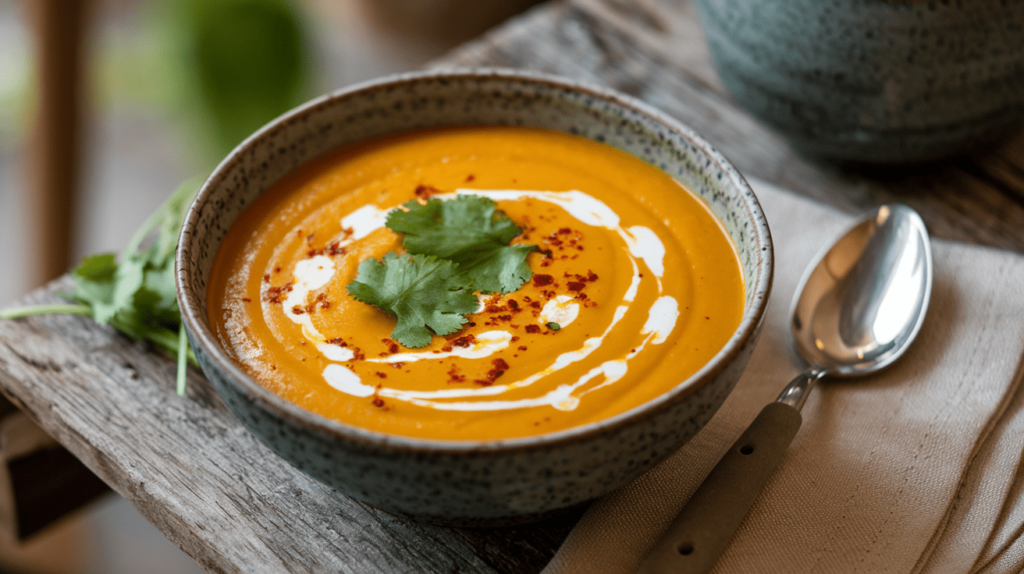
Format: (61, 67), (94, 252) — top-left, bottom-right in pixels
(0, 279), (580, 573)
(1, 1), (1023, 572)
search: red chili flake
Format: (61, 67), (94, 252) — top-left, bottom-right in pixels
(474, 357), (510, 386)
(381, 338), (400, 354)
(270, 365), (277, 371)
(353, 349), (366, 361)
(577, 245), (585, 251)
(372, 396), (386, 408)
(274, 266), (282, 274)
(414, 184), (441, 198)
(441, 344), (453, 353)
(291, 306), (305, 315)
(465, 174), (476, 182)
(263, 274), (271, 283)
(588, 271), (598, 281)
(568, 281), (585, 292)
(508, 299), (520, 311)
(321, 301), (331, 309)
(577, 293), (588, 301)
(530, 301), (541, 309)
(498, 314), (512, 322)
(510, 336), (520, 342)
(242, 298), (252, 303)
(533, 274), (554, 287)
(518, 345), (528, 351)
(451, 334), (477, 348)
(326, 337), (348, 347)
(706, 316), (711, 320)
(525, 325), (541, 334)
(375, 371), (388, 379)
(447, 365), (465, 384)
(557, 227), (572, 234)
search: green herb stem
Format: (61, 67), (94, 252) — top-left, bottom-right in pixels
(177, 324), (188, 396)
(0, 304), (92, 320)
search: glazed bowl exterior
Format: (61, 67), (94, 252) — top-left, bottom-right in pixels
(695, 0), (1024, 163)
(175, 69), (773, 525)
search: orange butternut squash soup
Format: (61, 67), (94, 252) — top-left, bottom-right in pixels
(207, 127), (744, 441)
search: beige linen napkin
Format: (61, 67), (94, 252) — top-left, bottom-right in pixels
(543, 179), (1024, 574)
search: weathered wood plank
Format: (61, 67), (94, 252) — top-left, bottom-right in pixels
(0, 279), (577, 573)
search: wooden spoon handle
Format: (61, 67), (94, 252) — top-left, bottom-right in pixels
(637, 401), (802, 574)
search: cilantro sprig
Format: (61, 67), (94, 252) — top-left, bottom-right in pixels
(346, 253), (480, 348)
(0, 180), (201, 395)
(346, 194), (536, 349)
(387, 196), (535, 294)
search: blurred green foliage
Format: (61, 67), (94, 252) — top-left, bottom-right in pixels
(91, 0), (312, 166)
(178, 0), (310, 156)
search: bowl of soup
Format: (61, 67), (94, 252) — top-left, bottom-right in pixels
(176, 68), (773, 525)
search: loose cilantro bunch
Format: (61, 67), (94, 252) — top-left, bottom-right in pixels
(0, 180), (201, 396)
(346, 195), (536, 349)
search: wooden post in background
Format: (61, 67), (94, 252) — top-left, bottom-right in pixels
(28, 0), (88, 286)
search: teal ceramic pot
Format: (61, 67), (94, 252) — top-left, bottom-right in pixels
(695, 0), (1024, 163)
(175, 69), (773, 525)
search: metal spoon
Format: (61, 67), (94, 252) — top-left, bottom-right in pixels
(638, 204), (933, 574)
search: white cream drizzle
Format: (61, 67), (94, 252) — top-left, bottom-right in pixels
(274, 189), (679, 413)
(538, 295), (580, 328)
(340, 204), (390, 242)
(366, 331), (512, 363)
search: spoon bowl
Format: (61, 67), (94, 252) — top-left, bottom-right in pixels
(792, 204), (932, 378)
(640, 204), (933, 573)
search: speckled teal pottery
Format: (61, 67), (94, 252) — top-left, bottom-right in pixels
(695, 0), (1024, 163)
(175, 69), (773, 526)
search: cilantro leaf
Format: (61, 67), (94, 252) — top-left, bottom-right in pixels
(386, 195), (536, 293)
(346, 252), (479, 348)
(1, 178), (202, 396)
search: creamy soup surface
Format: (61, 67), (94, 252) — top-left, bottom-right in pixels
(207, 127), (744, 440)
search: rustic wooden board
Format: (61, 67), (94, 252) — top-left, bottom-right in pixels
(1, 1), (1023, 572)
(0, 279), (582, 573)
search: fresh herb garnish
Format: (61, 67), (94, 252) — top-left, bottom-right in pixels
(346, 253), (480, 349)
(347, 194), (536, 348)
(546, 322), (561, 331)
(0, 180), (201, 395)
(387, 196), (535, 294)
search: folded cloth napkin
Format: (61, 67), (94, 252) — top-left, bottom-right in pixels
(542, 179), (1024, 574)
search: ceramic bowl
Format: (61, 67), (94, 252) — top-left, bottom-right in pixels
(695, 0), (1024, 163)
(175, 69), (773, 525)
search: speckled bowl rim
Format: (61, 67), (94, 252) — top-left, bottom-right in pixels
(176, 68), (773, 455)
